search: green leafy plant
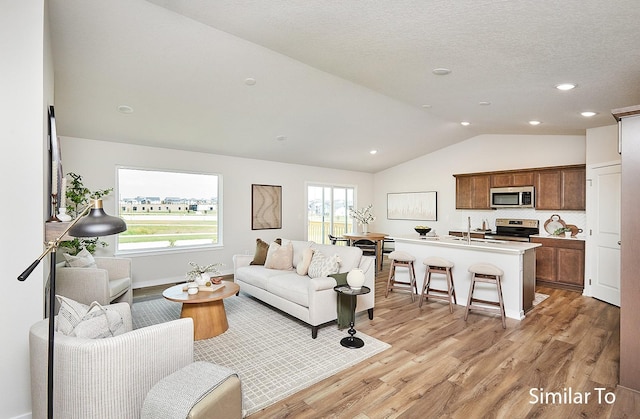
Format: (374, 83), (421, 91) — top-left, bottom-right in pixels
(554, 227), (571, 235)
(60, 172), (114, 255)
(186, 262), (223, 282)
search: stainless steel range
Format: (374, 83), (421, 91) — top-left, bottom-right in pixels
(485, 218), (539, 242)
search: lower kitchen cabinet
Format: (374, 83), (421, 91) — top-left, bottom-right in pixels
(530, 236), (585, 291)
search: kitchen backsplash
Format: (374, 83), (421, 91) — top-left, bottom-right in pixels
(453, 209), (587, 236)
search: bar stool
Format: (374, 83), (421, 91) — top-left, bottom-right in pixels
(385, 251), (418, 302)
(420, 257), (456, 312)
(464, 263), (506, 328)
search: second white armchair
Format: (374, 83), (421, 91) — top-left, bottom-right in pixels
(55, 257), (133, 306)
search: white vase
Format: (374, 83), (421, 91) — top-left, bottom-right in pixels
(57, 207), (72, 222)
(362, 224), (368, 234)
(196, 273), (209, 286)
(347, 268), (365, 290)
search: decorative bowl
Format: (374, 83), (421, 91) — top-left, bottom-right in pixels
(414, 227), (432, 236)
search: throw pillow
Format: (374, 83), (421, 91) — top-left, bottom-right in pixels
(250, 238), (282, 265)
(296, 247), (315, 276)
(56, 295), (125, 339)
(264, 241), (294, 270)
(307, 251), (341, 278)
(63, 248), (97, 268)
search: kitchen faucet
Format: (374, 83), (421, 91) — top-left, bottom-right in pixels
(467, 216), (471, 244)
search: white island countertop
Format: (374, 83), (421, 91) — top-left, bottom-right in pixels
(392, 234), (541, 254)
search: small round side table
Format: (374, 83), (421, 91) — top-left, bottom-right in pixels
(333, 285), (371, 348)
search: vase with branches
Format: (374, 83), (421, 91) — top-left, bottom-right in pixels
(60, 172), (114, 255)
(349, 204), (375, 233)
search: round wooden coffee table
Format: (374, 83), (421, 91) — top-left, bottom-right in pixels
(162, 281), (240, 340)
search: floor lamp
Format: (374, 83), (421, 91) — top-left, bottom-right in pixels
(18, 199), (126, 419)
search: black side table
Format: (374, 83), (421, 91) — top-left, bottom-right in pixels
(334, 285), (371, 348)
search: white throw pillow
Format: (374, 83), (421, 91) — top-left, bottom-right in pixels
(63, 248), (97, 268)
(264, 241), (294, 270)
(307, 251), (341, 278)
(296, 247), (315, 276)
(56, 295), (125, 339)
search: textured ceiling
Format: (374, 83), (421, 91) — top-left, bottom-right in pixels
(48, 0), (640, 173)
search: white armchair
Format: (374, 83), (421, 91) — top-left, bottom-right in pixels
(29, 303), (243, 419)
(55, 257), (133, 306)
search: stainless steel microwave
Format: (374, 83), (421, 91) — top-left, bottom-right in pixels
(490, 186), (535, 208)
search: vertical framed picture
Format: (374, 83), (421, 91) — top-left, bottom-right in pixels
(387, 191), (437, 221)
(48, 105), (63, 218)
(252, 184), (282, 230)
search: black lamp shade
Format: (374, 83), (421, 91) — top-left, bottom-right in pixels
(69, 199), (127, 237)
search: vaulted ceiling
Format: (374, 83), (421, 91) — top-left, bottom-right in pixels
(48, 0), (640, 172)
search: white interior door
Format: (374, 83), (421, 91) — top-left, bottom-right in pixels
(589, 164), (621, 306)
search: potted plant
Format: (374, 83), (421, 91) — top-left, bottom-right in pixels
(59, 172), (114, 255)
(554, 227), (572, 238)
(186, 261), (223, 285)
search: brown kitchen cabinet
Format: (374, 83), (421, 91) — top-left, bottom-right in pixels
(455, 164), (585, 211)
(535, 167), (586, 210)
(490, 171), (535, 187)
(455, 174), (490, 209)
(530, 237), (585, 291)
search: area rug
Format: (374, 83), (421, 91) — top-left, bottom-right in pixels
(132, 293), (390, 416)
(533, 292), (550, 306)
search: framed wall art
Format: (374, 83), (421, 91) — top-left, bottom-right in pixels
(387, 191), (437, 221)
(48, 105), (63, 220)
(252, 184), (282, 230)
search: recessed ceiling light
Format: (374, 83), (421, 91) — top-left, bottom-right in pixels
(555, 83), (576, 91)
(529, 120), (541, 125)
(276, 135), (286, 141)
(369, 150), (378, 155)
(421, 104), (432, 109)
(245, 78), (256, 86)
(460, 121), (470, 126)
(432, 68), (451, 76)
(478, 101), (491, 106)
(117, 105), (133, 114)
(581, 111), (597, 117)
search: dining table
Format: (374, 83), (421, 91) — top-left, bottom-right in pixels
(342, 232), (388, 271)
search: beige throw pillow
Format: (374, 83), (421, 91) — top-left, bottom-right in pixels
(55, 295), (125, 339)
(264, 241), (294, 270)
(63, 248), (97, 268)
(296, 247), (315, 276)
(307, 251), (341, 278)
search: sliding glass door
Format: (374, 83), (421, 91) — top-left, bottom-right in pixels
(307, 184), (354, 244)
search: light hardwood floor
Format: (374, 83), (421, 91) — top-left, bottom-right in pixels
(134, 261), (639, 418)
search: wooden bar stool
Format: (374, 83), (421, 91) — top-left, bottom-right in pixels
(420, 257), (456, 312)
(385, 250), (418, 302)
(464, 263), (506, 328)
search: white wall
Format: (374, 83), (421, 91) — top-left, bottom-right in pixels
(586, 124), (620, 166)
(373, 134), (587, 237)
(61, 137), (374, 288)
(0, 0), (50, 417)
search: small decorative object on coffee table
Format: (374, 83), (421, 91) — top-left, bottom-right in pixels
(333, 285), (371, 348)
(186, 261), (223, 286)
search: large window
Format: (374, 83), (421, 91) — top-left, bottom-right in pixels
(307, 184), (354, 244)
(117, 167), (220, 252)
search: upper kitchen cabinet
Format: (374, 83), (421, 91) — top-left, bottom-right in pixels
(534, 166), (586, 210)
(455, 165), (585, 210)
(455, 174), (490, 209)
(490, 171), (535, 187)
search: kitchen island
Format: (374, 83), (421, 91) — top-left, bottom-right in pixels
(392, 235), (541, 320)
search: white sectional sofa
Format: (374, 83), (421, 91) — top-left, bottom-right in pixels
(233, 239), (375, 338)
